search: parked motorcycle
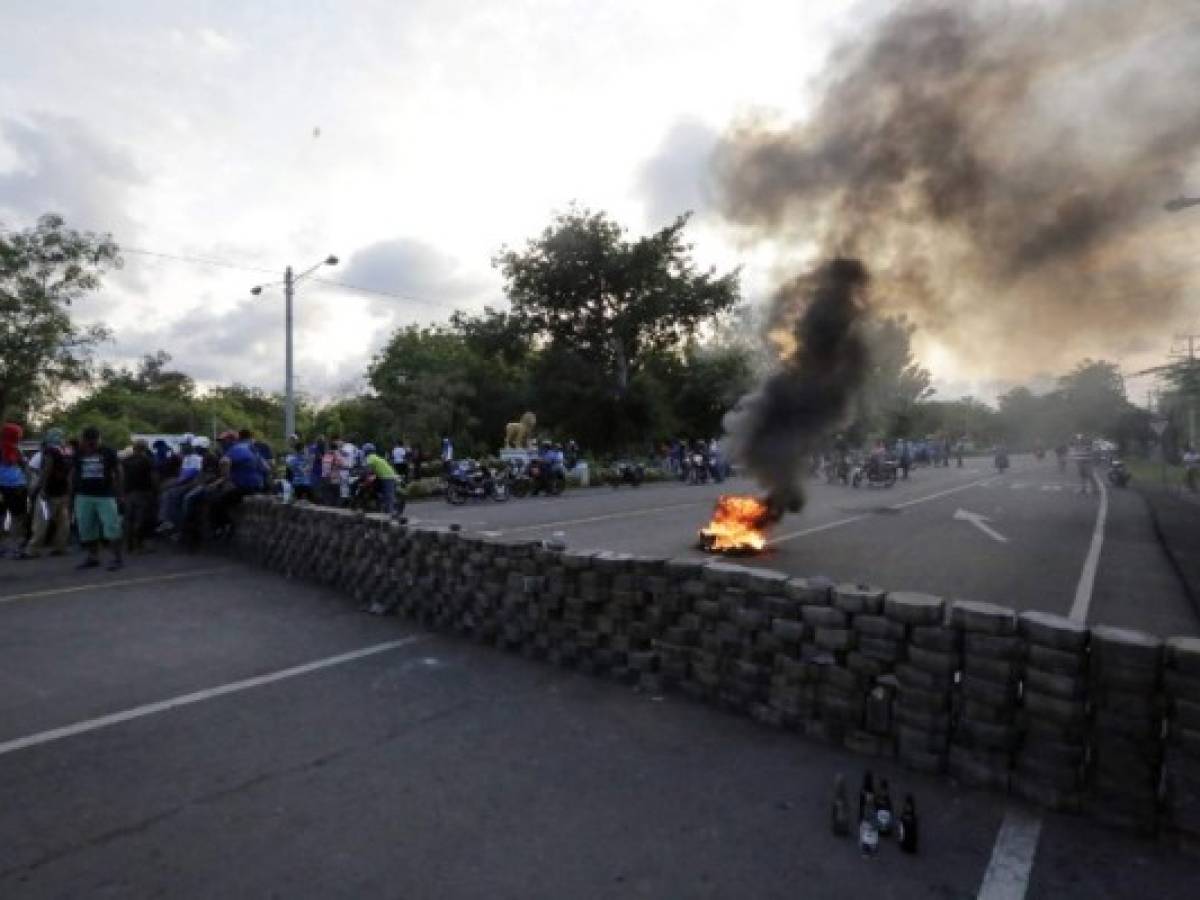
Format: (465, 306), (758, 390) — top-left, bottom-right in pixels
(348, 471), (407, 516)
(510, 458), (566, 498)
(605, 460), (645, 488)
(445, 461), (509, 504)
(1107, 459), (1131, 488)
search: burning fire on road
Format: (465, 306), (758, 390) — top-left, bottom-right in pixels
(698, 495), (775, 554)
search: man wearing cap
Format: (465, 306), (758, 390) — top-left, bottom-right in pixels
(209, 429), (269, 533)
(22, 427), (73, 558)
(71, 426), (124, 571)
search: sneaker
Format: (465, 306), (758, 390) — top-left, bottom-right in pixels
(107, 560), (124, 572)
(76, 558), (101, 570)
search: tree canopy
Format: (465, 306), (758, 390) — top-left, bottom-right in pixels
(0, 214), (119, 422)
(494, 207), (740, 395)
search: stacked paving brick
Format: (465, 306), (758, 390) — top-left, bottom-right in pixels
(226, 498), (1200, 844)
(762, 577), (831, 730)
(888, 592), (954, 775)
(1012, 611), (1090, 811)
(1164, 637), (1200, 851)
(948, 601), (1021, 791)
(1086, 625), (1164, 833)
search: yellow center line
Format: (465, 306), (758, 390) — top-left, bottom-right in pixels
(0, 568), (235, 605)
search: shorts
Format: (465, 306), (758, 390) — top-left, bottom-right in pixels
(75, 495), (122, 543)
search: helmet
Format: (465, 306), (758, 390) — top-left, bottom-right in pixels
(362, 442), (376, 456)
(194, 436), (211, 449)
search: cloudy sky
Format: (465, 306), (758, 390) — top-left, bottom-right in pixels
(1, 1), (1195, 404)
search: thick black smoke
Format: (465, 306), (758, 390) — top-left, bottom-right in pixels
(723, 258), (869, 516)
(715, 0), (1200, 372)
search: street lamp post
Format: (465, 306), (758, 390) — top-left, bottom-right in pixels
(252, 254), (338, 440)
(1165, 196), (1200, 449)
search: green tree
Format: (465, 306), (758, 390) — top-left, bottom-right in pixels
(495, 208), (740, 398)
(0, 214), (119, 422)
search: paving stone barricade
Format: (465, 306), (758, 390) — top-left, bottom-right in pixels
(231, 498), (1200, 848)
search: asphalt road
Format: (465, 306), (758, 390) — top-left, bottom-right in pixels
(2, 554), (1197, 899)
(403, 456), (1197, 637)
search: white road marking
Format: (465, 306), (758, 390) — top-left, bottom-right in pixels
(954, 508), (1009, 543)
(1068, 471), (1109, 623)
(0, 637), (424, 758)
(771, 476), (994, 544)
(0, 568), (234, 606)
(768, 514), (870, 546)
(977, 807), (1043, 900)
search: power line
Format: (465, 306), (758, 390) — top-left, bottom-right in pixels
(121, 246), (278, 275)
(308, 277), (446, 307)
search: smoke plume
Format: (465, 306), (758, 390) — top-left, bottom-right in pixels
(715, 0), (1200, 372)
(723, 258), (869, 516)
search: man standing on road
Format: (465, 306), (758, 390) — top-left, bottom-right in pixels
(72, 426), (124, 571)
(22, 427), (72, 558)
(0, 422), (30, 558)
(1070, 435), (1095, 495)
(122, 439), (157, 554)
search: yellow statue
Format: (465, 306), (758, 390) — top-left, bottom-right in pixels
(504, 412), (537, 449)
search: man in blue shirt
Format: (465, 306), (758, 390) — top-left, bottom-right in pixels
(208, 429), (269, 535)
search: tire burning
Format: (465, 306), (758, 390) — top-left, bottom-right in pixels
(714, 257), (871, 542)
(698, 494), (774, 554)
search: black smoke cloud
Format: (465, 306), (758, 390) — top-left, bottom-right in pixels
(714, 0), (1200, 371)
(722, 258), (869, 516)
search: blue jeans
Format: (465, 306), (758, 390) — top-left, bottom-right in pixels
(379, 477), (397, 515)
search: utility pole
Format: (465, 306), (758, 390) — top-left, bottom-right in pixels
(1172, 333), (1198, 448)
(285, 265), (295, 440)
(251, 255), (337, 445)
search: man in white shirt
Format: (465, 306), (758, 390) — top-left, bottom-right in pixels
(391, 441), (408, 482)
(336, 438), (359, 503)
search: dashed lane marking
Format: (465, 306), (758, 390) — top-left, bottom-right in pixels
(977, 806), (1043, 900)
(0, 568), (235, 606)
(0, 636), (426, 758)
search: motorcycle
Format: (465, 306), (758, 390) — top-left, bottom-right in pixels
(1107, 459), (1131, 488)
(853, 457), (898, 488)
(510, 457), (566, 498)
(349, 471), (407, 515)
(445, 461), (509, 505)
(605, 460), (645, 488)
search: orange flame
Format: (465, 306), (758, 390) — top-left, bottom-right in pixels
(699, 494), (772, 552)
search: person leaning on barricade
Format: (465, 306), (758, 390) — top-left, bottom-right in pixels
(206, 429), (270, 536)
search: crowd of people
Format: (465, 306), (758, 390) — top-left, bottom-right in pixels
(0, 422), (272, 570)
